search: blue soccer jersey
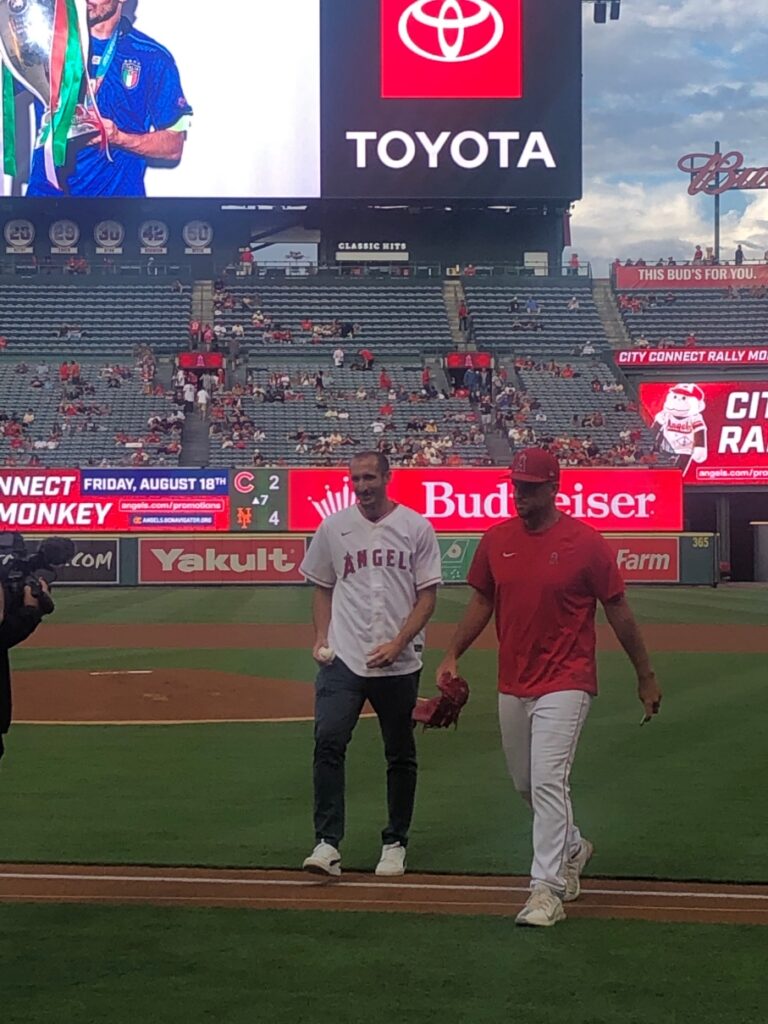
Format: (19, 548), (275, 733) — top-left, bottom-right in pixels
(27, 18), (192, 197)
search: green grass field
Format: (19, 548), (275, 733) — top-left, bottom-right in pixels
(0, 585), (765, 1024)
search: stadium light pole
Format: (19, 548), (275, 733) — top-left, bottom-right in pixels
(586, 0), (620, 23)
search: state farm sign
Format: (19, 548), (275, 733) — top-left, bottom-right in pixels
(605, 536), (680, 583)
(289, 468), (683, 533)
(138, 538), (306, 584)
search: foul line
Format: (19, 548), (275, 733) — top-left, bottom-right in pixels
(89, 671), (154, 677)
(1, 870), (766, 902)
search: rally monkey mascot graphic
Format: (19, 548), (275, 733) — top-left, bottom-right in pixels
(651, 383), (708, 475)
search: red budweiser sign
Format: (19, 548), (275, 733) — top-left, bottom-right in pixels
(678, 150), (768, 196)
(289, 468), (683, 533)
(138, 538), (306, 584)
(614, 264), (768, 290)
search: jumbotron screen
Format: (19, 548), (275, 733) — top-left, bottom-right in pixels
(0, 0), (581, 201)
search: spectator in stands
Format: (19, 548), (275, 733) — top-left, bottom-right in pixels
(359, 347), (375, 370)
(183, 379), (196, 412)
(568, 253), (580, 276)
(734, 244), (744, 266)
(525, 297), (541, 315)
(379, 367), (392, 391)
(693, 245), (704, 264)
(580, 341), (596, 356)
(458, 300), (469, 332)
(240, 249), (254, 275)
(509, 295), (521, 314)
(567, 295), (580, 312)
(684, 331), (699, 348)
(333, 346), (345, 368)
(0, 335), (7, 354)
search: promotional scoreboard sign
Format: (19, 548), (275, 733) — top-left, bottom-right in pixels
(0, 466), (683, 533)
(616, 347), (768, 369)
(639, 381), (768, 486)
(614, 264), (768, 291)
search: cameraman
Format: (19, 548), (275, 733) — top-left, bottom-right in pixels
(0, 580), (48, 762)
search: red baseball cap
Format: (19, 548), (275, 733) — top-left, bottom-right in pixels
(510, 448), (560, 484)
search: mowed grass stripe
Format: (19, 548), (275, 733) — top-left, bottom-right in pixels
(1, 652), (766, 881)
(1, 905), (765, 1024)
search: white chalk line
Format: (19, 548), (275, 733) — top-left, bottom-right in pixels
(0, 871), (766, 903)
(89, 671), (154, 677)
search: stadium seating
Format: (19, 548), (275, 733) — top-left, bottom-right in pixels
(0, 283), (190, 356)
(0, 359), (182, 467)
(617, 290), (768, 347)
(207, 358), (490, 468)
(463, 284), (606, 355)
(214, 282), (453, 355)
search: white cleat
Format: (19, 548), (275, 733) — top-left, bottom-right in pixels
(375, 842), (406, 877)
(515, 885), (566, 927)
(302, 841), (341, 877)
(564, 839), (594, 903)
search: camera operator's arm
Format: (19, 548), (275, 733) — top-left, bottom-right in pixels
(0, 584), (47, 648)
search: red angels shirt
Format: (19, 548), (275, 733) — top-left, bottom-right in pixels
(467, 514), (624, 698)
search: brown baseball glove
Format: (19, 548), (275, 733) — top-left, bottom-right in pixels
(412, 672), (469, 729)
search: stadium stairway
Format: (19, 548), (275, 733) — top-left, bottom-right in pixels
(179, 409), (210, 467)
(443, 279), (466, 345)
(593, 279), (633, 349)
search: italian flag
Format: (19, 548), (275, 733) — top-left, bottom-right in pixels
(1, 0), (90, 187)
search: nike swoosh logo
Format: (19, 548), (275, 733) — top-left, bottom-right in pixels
(502, 552), (517, 558)
(341, 531), (352, 536)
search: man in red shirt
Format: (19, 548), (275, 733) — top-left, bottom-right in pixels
(436, 448), (661, 927)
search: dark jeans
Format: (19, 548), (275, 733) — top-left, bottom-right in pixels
(313, 657), (420, 849)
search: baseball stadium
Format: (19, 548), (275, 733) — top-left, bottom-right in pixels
(0, 1), (766, 1022)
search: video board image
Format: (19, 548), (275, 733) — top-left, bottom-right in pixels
(0, 0), (321, 199)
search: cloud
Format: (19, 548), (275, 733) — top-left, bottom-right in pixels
(572, 0), (768, 271)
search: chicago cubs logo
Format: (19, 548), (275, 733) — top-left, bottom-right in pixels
(398, 0), (504, 63)
(121, 60), (141, 90)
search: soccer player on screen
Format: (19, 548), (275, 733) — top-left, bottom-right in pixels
(26, 0), (192, 197)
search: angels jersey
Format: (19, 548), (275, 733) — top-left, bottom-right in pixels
(654, 411), (706, 456)
(300, 504), (442, 677)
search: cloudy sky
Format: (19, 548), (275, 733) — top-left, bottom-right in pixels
(572, 0), (768, 274)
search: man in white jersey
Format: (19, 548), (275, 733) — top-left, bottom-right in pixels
(300, 451), (442, 878)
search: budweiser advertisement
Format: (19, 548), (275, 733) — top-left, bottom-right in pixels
(605, 536), (680, 584)
(614, 264), (768, 291)
(0, 469), (230, 532)
(289, 468), (683, 533)
(138, 538), (307, 584)
(639, 381), (768, 486)
(616, 347), (768, 369)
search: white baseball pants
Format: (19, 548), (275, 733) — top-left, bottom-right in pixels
(498, 689), (592, 896)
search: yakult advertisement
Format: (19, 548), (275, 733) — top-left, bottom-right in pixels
(289, 467), (683, 532)
(639, 381), (768, 486)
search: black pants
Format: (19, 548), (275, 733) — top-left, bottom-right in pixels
(313, 657), (420, 849)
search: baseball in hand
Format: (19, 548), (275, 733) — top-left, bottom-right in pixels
(317, 645), (335, 663)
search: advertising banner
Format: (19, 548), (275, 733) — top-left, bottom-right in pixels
(639, 381), (768, 486)
(0, 470), (230, 532)
(321, 0), (582, 201)
(435, 534), (682, 584)
(0, 537), (120, 585)
(288, 467), (683, 533)
(615, 264), (768, 291)
(616, 347), (768, 368)
(138, 537), (306, 584)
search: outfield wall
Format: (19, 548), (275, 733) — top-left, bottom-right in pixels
(16, 533), (718, 587)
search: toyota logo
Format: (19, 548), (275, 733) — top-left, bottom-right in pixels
(398, 0), (504, 63)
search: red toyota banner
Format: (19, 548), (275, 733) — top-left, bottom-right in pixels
(289, 467), (683, 533)
(615, 264), (768, 290)
(616, 347), (768, 368)
(639, 381), (768, 486)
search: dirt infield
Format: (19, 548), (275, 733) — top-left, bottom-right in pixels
(0, 864), (766, 926)
(25, 622), (768, 652)
(12, 669), (326, 725)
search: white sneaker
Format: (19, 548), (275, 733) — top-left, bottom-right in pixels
(564, 839), (594, 903)
(375, 842), (406, 877)
(515, 885), (566, 927)
(302, 841), (341, 877)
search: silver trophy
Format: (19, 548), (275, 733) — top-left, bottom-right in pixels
(0, 0), (96, 146)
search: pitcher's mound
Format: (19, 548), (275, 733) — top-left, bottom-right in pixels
(12, 669), (333, 724)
